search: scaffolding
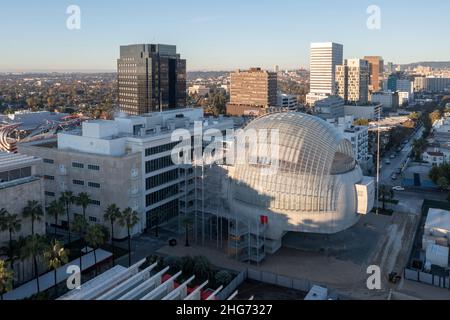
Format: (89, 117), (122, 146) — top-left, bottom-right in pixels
(181, 150), (267, 265)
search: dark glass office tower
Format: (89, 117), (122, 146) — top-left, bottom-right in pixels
(118, 44), (187, 115)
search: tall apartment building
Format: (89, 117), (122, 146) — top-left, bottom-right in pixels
(364, 56), (384, 92)
(19, 109), (234, 239)
(309, 42), (343, 95)
(336, 59), (370, 104)
(118, 44), (187, 115)
(226, 68), (277, 116)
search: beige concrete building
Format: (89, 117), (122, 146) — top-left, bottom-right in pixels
(227, 68), (277, 116)
(18, 143), (141, 239)
(18, 108), (234, 240)
(336, 59), (370, 104)
(0, 152), (45, 283)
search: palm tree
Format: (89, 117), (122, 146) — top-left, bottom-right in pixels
(379, 185), (391, 212)
(85, 225), (106, 276)
(181, 216), (193, 247)
(44, 240), (69, 294)
(71, 216), (88, 271)
(22, 200), (43, 236)
(47, 200), (65, 239)
(412, 138), (428, 162)
(60, 191), (75, 243)
(0, 211), (21, 267)
(118, 208), (139, 267)
(103, 204), (121, 266)
(24, 235), (48, 293)
(0, 259), (14, 300)
(16, 236), (28, 283)
(76, 192), (91, 220)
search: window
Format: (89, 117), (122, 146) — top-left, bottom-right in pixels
(43, 159), (54, 164)
(88, 164), (100, 171)
(145, 142), (179, 157)
(44, 175), (55, 181)
(145, 155), (175, 173)
(73, 179), (85, 186)
(146, 199), (179, 228)
(89, 216), (98, 223)
(145, 185), (179, 207)
(45, 191), (55, 197)
(72, 162), (84, 169)
(88, 182), (101, 189)
(89, 199), (101, 206)
(146, 169), (179, 190)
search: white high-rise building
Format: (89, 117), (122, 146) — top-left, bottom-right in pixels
(309, 42), (344, 95)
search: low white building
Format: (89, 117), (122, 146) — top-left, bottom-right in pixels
(277, 93), (298, 109)
(188, 85), (210, 96)
(344, 103), (382, 120)
(371, 91), (399, 111)
(328, 116), (371, 171)
(315, 96), (345, 120)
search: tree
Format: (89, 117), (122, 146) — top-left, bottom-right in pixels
(103, 204), (121, 266)
(85, 225), (106, 276)
(76, 192), (91, 221)
(24, 235), (48, 293)
(437, 177), (449, 191)
(215, 270), (232, 287)
(60, 191), (75, 243)
(47, 200), (65, 239)
(0, 210), (21, 270)
(22, 200), (43, 236)
(412, 138), (428, 161)
(429, 110), (442, 125)
(181, 216), (193, 247)
(118, 208), (140, 267)
(408, 112), (421, 121)
(44, 240), (69, 294)
(354, 118), (370, 126)
(0, 259), (14, 300)
(71, 216), (88, 271)
(193, 256), (212, 280)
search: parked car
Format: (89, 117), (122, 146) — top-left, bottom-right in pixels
(390, 155), (396, 159)
(385, 160), (391, 165)
(392, 186), (405, 191)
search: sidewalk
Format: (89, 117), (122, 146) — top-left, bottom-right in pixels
(3, 249), (112, 300)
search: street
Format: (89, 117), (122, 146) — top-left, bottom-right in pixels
(379, 125), (424, 186)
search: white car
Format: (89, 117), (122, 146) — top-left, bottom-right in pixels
(392, 186), (405, 191)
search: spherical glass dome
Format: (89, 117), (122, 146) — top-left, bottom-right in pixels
(229, 112), (363, 235)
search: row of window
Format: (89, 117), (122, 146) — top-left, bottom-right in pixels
(43, 160), (101, 172)
(145, 169), (179, 190)
(44, 192), (100, 206)
(145, 185), (179, 207)
(145, 142), (179, 157)
(145, 155), (176, 174)
(146, 199), (179, 228)
(0, 167), (32, 183)
(73, 180), (101, 188)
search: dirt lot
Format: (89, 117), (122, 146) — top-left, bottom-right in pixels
(158, 211), (420, 300)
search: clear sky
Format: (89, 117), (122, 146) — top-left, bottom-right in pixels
(0, 0), (449, 72)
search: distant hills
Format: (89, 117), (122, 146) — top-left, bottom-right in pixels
(400, 61), (450, 69)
